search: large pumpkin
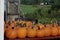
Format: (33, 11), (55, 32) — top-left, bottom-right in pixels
(36, 26), (44, 37)
(44, 24), (51, 37)
(27, 26), (36, 38)
(51, 24), (58, 36)
(17, 24), (27, 38)
(6, 27), (17, 39)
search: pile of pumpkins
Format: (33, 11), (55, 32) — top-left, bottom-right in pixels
(4, 20), (60, 39)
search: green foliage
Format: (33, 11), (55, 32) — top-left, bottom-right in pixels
(20, 0), (44, 5)
(20, 4), (60, 23)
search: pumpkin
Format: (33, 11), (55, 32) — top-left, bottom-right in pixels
(36, 26), (44, 37)
(16, 20), (19, 23)
(51, 24), (58, 36)
(50, 24), (53, 27)
(44, 24), (51, 37)
(4, 22), (9, 34)
(27, 26), (36, 38)
(10, 21), (16, 27)
(19, 20), (22, 24)
(46, 24), (51, 27)
(26, 21), (33, 28)
(4, 22), (8, 27)
(6, 27), (17, 39)
(33, 25), (38, 30)
(54, 23), (58, 27)
(37, 23), (45, 29)
(13, 20), (17, 25)
(58, 26), (60, 35)
(17, 24), (27, 38)
(4, 26), (8, 34)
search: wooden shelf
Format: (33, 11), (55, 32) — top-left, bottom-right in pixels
(4, 36), (60, 40)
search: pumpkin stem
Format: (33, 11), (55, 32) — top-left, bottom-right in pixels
(8, 21), (11, 25)
(32, 26), (34, 29)
(16, 23), (20, 26)
(23, 23), (26, 27)
(58, 23), (60, 26)
(6, 26), (8, 28)
(37, 26), (40, 30)
(35, 18), (38, 24)
(20, 23), (23, 27)
(12, 27), (14, 29)
(12, 21), (14, 23)
(44, 24), (46, 27)
(52, 23), (54, 27)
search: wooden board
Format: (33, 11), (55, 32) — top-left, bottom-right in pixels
(4, 36), (60, 40)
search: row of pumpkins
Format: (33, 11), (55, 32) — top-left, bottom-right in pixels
(4, 20), (60, 39)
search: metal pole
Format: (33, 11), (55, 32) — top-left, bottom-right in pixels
(6, 0), (8, 22)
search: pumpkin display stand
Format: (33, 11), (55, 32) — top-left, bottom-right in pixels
(4, 36), (60, 40)
(4, 21), (60, 40)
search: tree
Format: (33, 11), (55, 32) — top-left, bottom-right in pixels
(49, 0), (60, 19)
(20, 0), (45, 5)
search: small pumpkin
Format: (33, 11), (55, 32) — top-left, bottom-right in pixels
(37, 23), (45, 29)
(17, 24), (27, 38)
(58, 26), (60, 35)
(10, 21), (16, 27)
(44, 24), (51, 37)
(6, 27), (17, 39)
(27, 26), (36, 38)
(54, 23), (58, 27)
(26, 21), (33, 28)
(33, 25), (38, 30)
(4, 22), (9, 34)
(51, 24), (58, 36)
(36, 26), (44, 37)
(4, 26), (8, 34)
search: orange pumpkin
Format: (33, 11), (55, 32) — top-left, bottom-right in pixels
(44, 24), (51, 37)
(27, 26), (36, 38)
(54, 23), (58, 27)
(36, 26), (44, 37)
(19, 20), (23, 23)
(4, 22), (8, 27)
(37, 23), (45, 29)
(17, 24), (27, 38)
(33, 25), (38, 30)
(4, 26), (8, 34)
(26, 21), (33, 28)
(46, 24), (51, 27)
(51, 24), (58, 36)
(58, 26), (60, 35)
(10, 21), (16, 27)
(16, 24), (21, 30)
(6, 27), (17, 39)
(4, 22), (9, 34)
